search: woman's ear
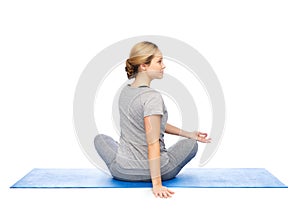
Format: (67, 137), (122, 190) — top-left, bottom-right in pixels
(140, 63), (148, 71)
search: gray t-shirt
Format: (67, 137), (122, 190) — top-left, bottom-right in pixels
(115, 84), (169, 170)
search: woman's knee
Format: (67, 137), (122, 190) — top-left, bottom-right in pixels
(94, 134), (105, 149)
(190, 140), (198, 157)
(94, 134), (113, 153)
(183, 138), (198, 156)
(94, 134), (118, 153)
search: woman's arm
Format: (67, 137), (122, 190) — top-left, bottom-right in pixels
(165, 123), (190, 138)
(165, 123), (211, 143)
(144, 116), (174, 198)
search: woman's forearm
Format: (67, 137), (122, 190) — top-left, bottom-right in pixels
(148, 140), (162, 187)
(165, 123), (191, 138)
(145, 115), (163, 188)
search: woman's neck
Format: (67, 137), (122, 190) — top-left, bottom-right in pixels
(130, 74), (151, 88)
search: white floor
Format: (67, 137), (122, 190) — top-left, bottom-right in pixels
(2, 184), (295, 214)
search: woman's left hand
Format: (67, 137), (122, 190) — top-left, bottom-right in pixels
(189, 131), (211, 143)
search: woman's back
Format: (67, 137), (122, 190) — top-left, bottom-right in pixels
(116, 84), (169, 170)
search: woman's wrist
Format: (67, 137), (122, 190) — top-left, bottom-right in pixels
(151, 176), (162, 187)
(179, 129), (192, 139)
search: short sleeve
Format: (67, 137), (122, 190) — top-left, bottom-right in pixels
(142, 91), (164, 117)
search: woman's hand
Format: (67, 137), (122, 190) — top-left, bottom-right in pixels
(189, 131), (211, 143)
(152, 185), (175, 198)
(165, 124), (212, 144)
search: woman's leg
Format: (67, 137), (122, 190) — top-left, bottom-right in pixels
(94, 134), (118, 168)
(94, 134), (197, 182)
(162, 138), (198, 180)
(94, 134), (150, 181)
(110, 138), (198, 182)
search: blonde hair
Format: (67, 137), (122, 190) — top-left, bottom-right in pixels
(125, 41), (159, 79)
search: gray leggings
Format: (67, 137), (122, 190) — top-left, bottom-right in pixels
(94, 134), (198, 182)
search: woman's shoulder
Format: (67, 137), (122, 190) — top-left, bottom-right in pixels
(141, 87), (161, 96)
(120, 85), (162, 101)
(139, 88), (163, 105)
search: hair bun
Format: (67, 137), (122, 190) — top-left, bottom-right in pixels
(125, 59), (137, 79)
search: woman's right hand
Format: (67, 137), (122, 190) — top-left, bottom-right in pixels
(189, 131), (211, 143)
(152, 185), (175, 198)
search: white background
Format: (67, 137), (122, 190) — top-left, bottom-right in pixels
(1, 0), (299, 213)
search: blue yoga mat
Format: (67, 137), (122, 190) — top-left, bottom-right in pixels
(10, 168), (287, 188)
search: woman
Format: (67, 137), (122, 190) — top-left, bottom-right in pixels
(94, 41), (211, 198)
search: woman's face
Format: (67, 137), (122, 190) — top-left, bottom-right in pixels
(144, 51), (166, 79)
